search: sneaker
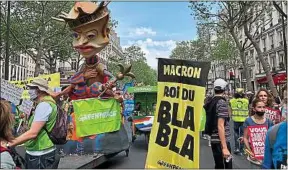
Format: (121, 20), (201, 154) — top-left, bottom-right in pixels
(247, 156), (261, 165)
(203, 135), (208, 140)
(234, 149), (240, 154)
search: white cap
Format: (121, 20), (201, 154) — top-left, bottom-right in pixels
(214, 78), (227, 90)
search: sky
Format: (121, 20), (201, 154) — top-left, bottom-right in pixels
(109, 2), (197, 69)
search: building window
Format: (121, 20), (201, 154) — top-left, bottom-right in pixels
(270, 55), (276, 68)
(268, 12), (273, 26)
(258, 60), (262, 73)
(278, 31), (283, 46)
(269, 34), (274, 49)
(279, 53), (284, 63)
(249, 69), (253, 78)
(16, 66), (19, 81)
(262, 37), (266, 50)
(71, 59), (77, 70)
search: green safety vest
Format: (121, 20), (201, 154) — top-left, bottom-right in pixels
(25, 96), (57, 151)
(230, 98), (249, 122)
(199, 108), (206, 132)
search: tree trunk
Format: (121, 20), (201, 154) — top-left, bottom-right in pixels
(240, 50), (253, 91)
(229, 29), (253, 91)
(34, 38), (44, 77)
(243, 21), (279, 97)
(4, 1), (10, 80)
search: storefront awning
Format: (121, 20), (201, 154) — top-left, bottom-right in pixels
(257, 73), (287, 85)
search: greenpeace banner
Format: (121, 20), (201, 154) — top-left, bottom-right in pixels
(145, 58), (210, 169)
(72, 98), (121, 137)
(61, 98), (129, 155)
(247, 125), (268, 160)
(10, 73), (60, 99)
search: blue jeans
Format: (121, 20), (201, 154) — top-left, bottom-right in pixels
(233, 121), (244, 152)
(25, 150), (60, 169)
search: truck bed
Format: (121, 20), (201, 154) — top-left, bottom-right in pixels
(58, 154), (107, 169)
(15, 146), (109, 169)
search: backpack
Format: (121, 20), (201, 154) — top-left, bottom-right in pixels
(204, 96), (226, 136)
(0, 146), (26, 169)
(43, 99), (68, 145)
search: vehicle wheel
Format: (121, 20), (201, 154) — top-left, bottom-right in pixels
(132, 135), (136, 143)
(125, 149), (129, 157)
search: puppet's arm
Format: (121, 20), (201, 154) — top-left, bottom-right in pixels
(104, 69), (116, 82)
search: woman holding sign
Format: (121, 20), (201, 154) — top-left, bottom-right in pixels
(243, 99), (274, 168)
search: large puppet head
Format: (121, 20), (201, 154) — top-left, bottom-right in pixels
(57, 1), (110, 58)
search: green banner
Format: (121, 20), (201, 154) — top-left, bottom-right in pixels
(127, 86), (157, 93)
(72, 98), (121, 137)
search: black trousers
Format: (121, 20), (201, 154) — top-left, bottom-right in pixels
(211, 142), (233, 169)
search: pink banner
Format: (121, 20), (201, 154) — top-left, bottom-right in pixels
(265, 107), (281, 124)
(247, 125), (268, 160)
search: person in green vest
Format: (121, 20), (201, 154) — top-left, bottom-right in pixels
(8, 78), (59, 169)
(229, 88), (249, 155)
(200, 107), (206, 132)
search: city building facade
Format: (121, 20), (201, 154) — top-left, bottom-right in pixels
(0, 53), (35, 81)
(237, 1), (287, 92)
(207, 1), (287, 93)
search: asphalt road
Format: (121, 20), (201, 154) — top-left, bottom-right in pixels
(15, 134), (254, 169)
(96, 134), (254, 169)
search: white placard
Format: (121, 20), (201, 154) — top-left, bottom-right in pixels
(1, 79), (24, 105)
(19, 99), (34, 115)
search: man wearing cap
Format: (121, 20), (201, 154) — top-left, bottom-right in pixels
(204, 78), (232, 169)
(8, 78), (59, 169)
(229, 88), (249, 155)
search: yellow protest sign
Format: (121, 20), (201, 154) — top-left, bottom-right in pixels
(145, 58), (210, 169)
(10, 73), (60, 99)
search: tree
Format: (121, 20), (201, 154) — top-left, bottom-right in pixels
(123, 45), (157, 86)
(170, 24), (214, 61)
(170, 41), (196, 60)
(1, 1), (73, 76)
(211, 31), (240, 81)
(238, 1), (278, 96)
(123, 45), (146, 62)
(189, 1), (255, 91)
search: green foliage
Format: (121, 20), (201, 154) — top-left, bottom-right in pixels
(2, 1), (119, 75)
(211, 35), (238, 62)
(124, 45), (157, 86)
(123, 45), (146, 61)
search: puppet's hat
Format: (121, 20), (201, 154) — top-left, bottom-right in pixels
(53, 1), (110, 29)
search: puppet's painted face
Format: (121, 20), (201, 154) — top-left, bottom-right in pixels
(72, 17), (110, 58)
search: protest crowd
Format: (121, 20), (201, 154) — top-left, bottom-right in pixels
(0, 1), (287, 170)
(203, 78), (287, 169)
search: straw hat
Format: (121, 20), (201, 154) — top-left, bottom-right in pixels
(26, 78), (53, 94)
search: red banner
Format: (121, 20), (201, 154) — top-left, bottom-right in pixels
(265, 107), (281, 124)
(247, 125), (268, 160)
